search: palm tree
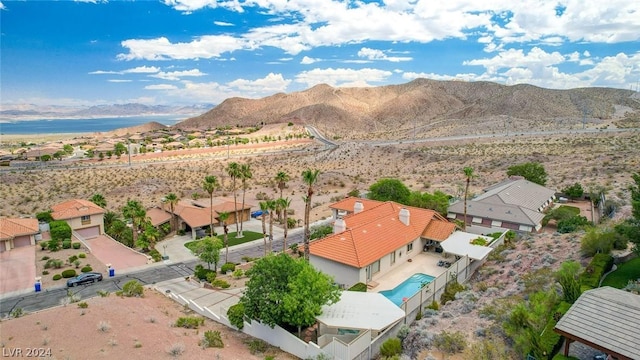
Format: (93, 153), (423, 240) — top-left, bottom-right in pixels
(278, 197), (291, 252)
(259, 201), (269, 256)
(164, 193), (179, 233)
(267, 199), (276, 253)
(122, 200), (146, 245)
(463, 167), (476, 231)
(89, 193), (107, 208)
(226, 162), (241, 234)
(103, 210), (119, 230)
(218, 211), (230, 264)
(202, 175), (219, 236)
(274, 171), (290, 221)
(302, 169), (320, 260)
(238, 163), (252, 237)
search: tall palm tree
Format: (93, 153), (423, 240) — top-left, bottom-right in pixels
(238, 163), (252, 237)
(259, 201), (269, 256)
(164, 193), (179, 233)
(274, 171), (290, 222)
(267, 199), (276, 254)
(123, 200), (146, 245)
(202, 175), (219, 236)
(89, 193), (107, 208)
(302, 169), (320, 261)
(226, 162), (241, 234)
(218, 211), (230, 264)
(278, 197), (292, 252)
(463, 166), (476, 231)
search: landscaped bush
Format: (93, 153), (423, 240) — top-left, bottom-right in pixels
(557, 215), (590, 233)
(40, 241), (48, 250)
(194, 265), (216, 281)
(61, 269), (77, 278)
(47, 239), (61, 252)
(232, 269), (244, 279)
(52, 274), (62, 281)
(211, 279), (230, 289)
(470, 237), (488, 246)
(62, 240), (72, 249)
(348, 282), (367, 292)
(121, 280), (144, 297)
(200, 330), (224, 348)
(426, 300), (440, 310)
(221, 262), (236, 274)
(68, 255), (78, 263)
(49, 220), (71, 241)
(227, 303), (245, 330)
(580, 253), (614, 289)
(42, 270), (49, 275)
(78, 253), (86, 258)
(175, 316), (204, 329)
(81, 266), (93, 273)
(440, 277), (465, 305)
(72, 242), (81, 249)
(380, 338), (402, 357)
(206, 272), (217, 283)
(148, 249), (162, 262)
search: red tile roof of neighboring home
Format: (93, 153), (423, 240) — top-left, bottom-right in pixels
(0, 218), (39, 240)
(146, 207), (173, 227)
(310, 201), (454, 268)
(172, 201), (216, 228)
(422, 220), (456, 241)
(51, 199), (105, 220)
(329, 197), (383, 212)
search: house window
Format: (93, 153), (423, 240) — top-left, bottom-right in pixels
(407, 243), (413, 253)
(371, 260), (380, 274)
(390, 251), (396, 265)
(472, 217), (482, 223)
(81, 215), (91, 225)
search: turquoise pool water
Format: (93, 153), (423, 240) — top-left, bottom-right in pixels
(379, 273), (435, 306)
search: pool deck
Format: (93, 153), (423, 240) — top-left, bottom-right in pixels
(373, 251), (450, 292)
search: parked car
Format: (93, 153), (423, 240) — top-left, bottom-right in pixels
(251, 210), (265, 218)
(66, 272), (103, 287)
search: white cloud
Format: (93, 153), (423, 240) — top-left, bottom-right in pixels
(150, 69), (207, 81)
(214, 21), (234, 26)
(117, 36), (249, 61)
(295, 67), (393, 88)
(301, 56), (319, 64)
(145, 84), (179, 90)
(0, 2), (6, 10)
(107, 79), (132, 83)
(357, 47), (412, 62)
(227, 72), (291, 94)
(123, 66), (161, 74)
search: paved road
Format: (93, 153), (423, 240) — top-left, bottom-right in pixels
(0, 220), (330, 318)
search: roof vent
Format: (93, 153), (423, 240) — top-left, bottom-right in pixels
(399, 208), (410, 226)
(354, 201), (364, 214)
(333, 218), (347, 234)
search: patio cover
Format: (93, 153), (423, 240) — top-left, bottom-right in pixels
(316, 291), (405, 331)
(440, 231), (493, 261)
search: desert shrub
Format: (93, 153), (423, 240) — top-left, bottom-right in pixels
(227, 303), (245, 330)
(68, 255), (78, 263)
(77, 301), (89, 309)
(74, 260), (81, 268)
(380, 338), (402, 357)
(232, 269), (244, 278)
(78, 252), (86, 258)
(221, 262), (236, 273)
(348, 282), (367, 292)
(579, 253), (614, 289)
(97, 321), (111, 332)
(557, 215), (590, 233)
(72, 242), (81, 249)
(206, 272), (217, 284)
(211, 279), (230, 289)
(581, 228), (616, 256)
(42, 270), (49, 275)
(166, 342), (185, 357)
(426, 300), (440, 310)
(40, 241), (48, 250)
(200, 330), (224, 348)
(175, 316), (204, 329)
(97, 289), (110, 297)
(47, 239), (61, 252)
(245, 339), (268, 355)
(470, 237), (488, 246)
(397, 325), (410, 340)
(440, 278), (465, 305)
(52, 274), (62, 281)
(148, 249), (162, 262)
(62, 240), (72, 249)
(44, 259), (56, 269)
(53, 259), (64, 268)
(61, 269), (77, 278)
(433, 331), (467, 355)
(121, 280), (144, 297)
(81, 266), (93, 273)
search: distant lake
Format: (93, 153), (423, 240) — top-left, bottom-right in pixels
(0, 115), (186, 134)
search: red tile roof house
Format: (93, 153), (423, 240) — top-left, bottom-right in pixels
(0, 218), (40, 252)
(51, 199), (105, 239)
(309, 198), (457, 289)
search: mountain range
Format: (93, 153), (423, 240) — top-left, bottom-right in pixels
(0, 103), (213, 120)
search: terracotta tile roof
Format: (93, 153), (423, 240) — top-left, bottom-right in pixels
(310, 201), (455, 268)
(329, 197), (383, 212)
(51, 199), (105, 220)
(422, 220), (456, 241)
(146, 207), (172, 227)
(0, 218), (39, 240)
(172, 201), (216, 228)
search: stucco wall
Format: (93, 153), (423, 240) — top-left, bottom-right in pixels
(310, 255), (360, 288)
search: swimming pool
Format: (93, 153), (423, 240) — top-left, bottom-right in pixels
(379, 273), (435, 306)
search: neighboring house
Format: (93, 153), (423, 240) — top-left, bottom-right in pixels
(51, 199), (105, 238)
(447, 176), (556, 233)
(309, 199), (457, 288)
(0, 218), (39, 252)
(159, 199), (253, 239)
(23, 147), (61, 160)
(554, 287), (640, 360)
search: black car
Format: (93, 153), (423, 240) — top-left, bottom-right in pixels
(66, 272), (103, 287)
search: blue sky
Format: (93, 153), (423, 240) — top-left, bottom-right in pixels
(1, 0), (639, 107)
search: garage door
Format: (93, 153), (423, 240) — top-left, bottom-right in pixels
(76, 226), (101, 239)
(13, 235), (32, 248)
(0, 241), (6, 252)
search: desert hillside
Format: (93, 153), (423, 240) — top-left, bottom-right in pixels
(176, 79), (640, 139)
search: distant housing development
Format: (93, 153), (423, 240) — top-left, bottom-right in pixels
(447, 176), (556, 233)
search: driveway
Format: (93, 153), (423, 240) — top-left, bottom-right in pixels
(0, 246), (36, 296)
(85, 235), (149, 271)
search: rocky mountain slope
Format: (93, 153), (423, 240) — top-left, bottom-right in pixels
(176, 79), (640, 139)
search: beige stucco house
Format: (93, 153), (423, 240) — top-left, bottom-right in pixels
(0, 218), (39, 252)
(51, 199), (105, 238)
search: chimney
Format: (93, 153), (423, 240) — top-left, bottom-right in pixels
(399, 208), (410, 226)
(354, 201), (364, 214)
(333, 218), (346, 234)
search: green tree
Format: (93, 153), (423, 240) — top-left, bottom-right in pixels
(507, 162), (548, 186)
(226, 162), (241, 234)
(63, 144), (74, 154)
(407, 190), (450, 216)
(275, 171), (290, 221)
(555, 261), (582, 303)
(98, 152), (104, 161)
(631, 172), (640, 220)
(36, 211), (53, 223)
(259, 201), (269, 256)
(114, 142), (127, 158)
(241, 253), (340, 332)
(53, 151), (64, 161)
(278, 197), (292, 252)
(561, 182), (584, 200)
(106, 219), (133, 247)
(89, 193), (107, 208)
(368, 178), (410, 204)
(202, 175), (219, 236)
(194, 236), (223, 270)
(302, 169), (320, 261)
(142, 223), (160, 249)
(218, 211), (230, 263)
(164, 193), (179, 233)
(238, 163), (252, 237)
(122, 200), (146, 245)
(40, 154), (51, 162)
(463, 167), (476, 231)
(580, 227), (615, 256)
(266, 199), (277, 253)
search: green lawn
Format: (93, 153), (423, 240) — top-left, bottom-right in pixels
(185, 231), (264, 251)
(601, 257), (640, 289)
(558, 205), (581, 215)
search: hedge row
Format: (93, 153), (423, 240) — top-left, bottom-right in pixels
(580, 253), (614, 289)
